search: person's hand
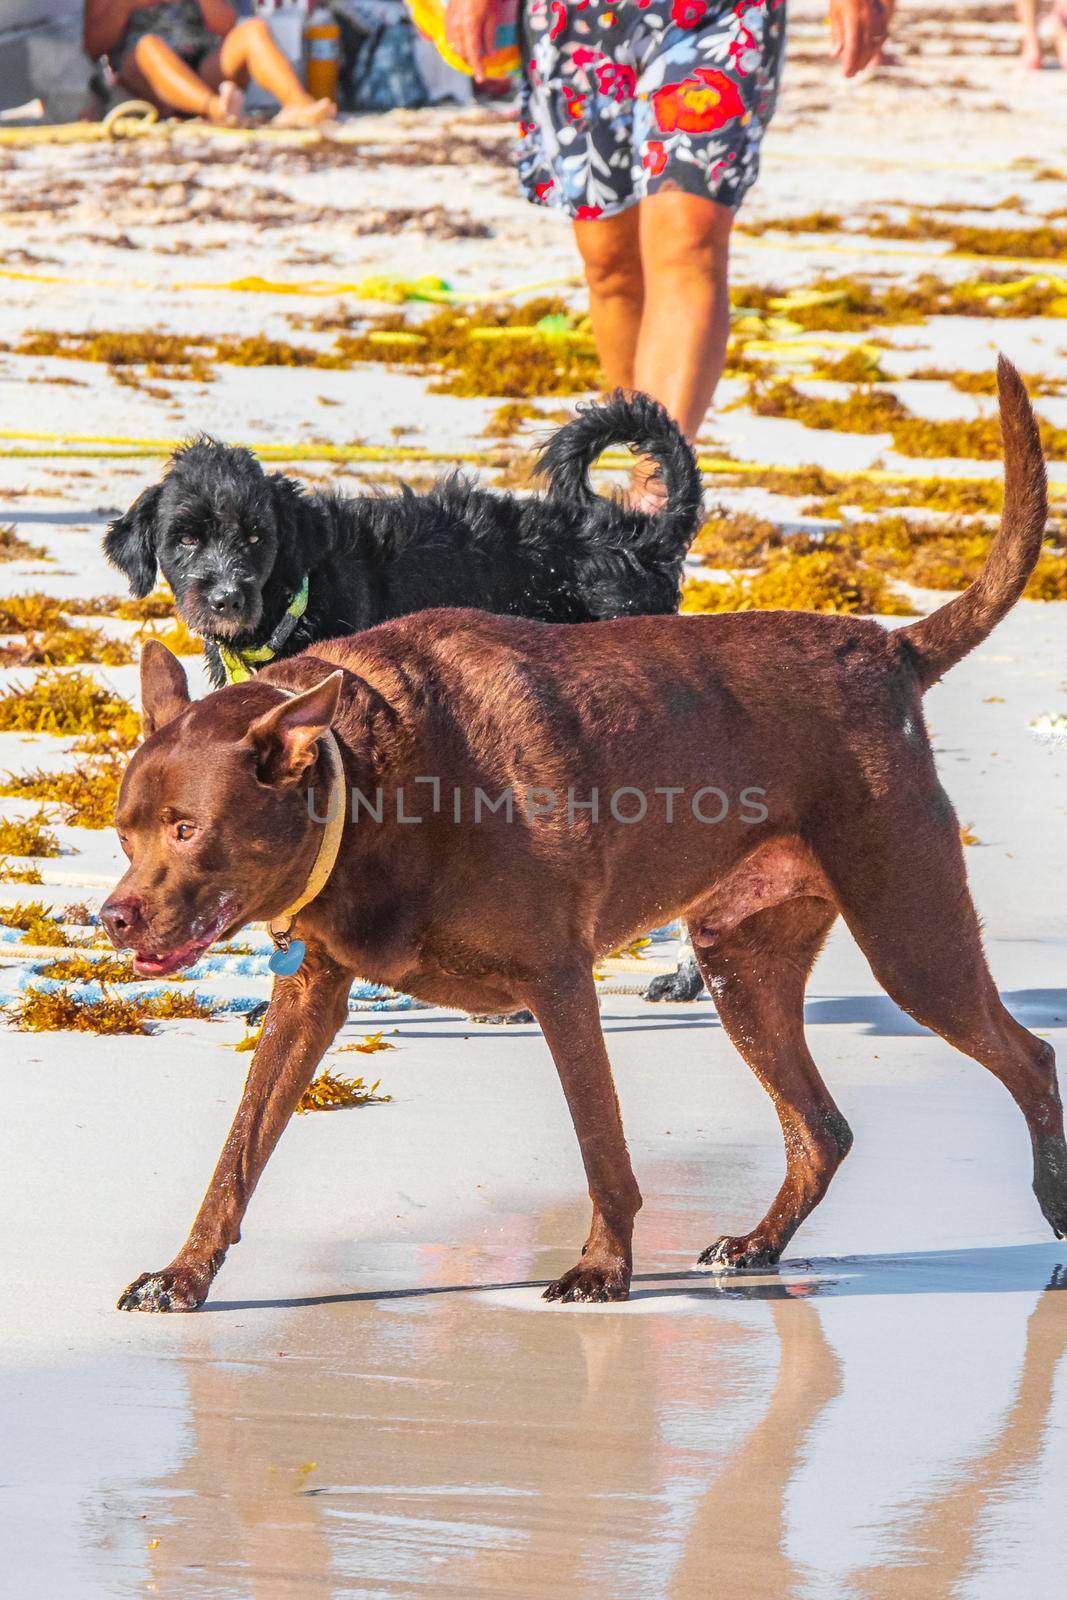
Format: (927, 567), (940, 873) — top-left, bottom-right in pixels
(828, 0), (893, 76)
(444, 0), (500, 82)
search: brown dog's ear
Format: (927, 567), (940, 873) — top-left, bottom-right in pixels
(140, 641), (191, 738)
(243, 672), (343, 787)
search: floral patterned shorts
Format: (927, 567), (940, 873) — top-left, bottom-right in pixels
(518, 0), (786, 220)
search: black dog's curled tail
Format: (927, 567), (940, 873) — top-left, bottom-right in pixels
(536, 389), (704, 543)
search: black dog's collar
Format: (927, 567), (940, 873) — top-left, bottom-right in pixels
(217, 575), (309, 684)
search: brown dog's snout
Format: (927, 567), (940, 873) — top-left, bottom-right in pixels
(100, 896), (146, 948)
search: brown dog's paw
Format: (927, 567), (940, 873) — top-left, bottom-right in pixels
(543, 1260), (631, 1304)
(698, 1235), (781, 1273)
(1033, 1134), (1067, 1239)
(117, 1267), (208, 1313)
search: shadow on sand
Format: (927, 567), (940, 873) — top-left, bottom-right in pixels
(205, 1243), (1067, 1315)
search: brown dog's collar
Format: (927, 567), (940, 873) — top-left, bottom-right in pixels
(267, 695), (346, 946)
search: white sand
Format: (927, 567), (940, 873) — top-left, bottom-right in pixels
(1, 2), (1066, 1593)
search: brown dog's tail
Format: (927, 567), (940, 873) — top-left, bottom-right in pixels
(902, 358), (1048, 692)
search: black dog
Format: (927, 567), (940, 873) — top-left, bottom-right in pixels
(104, 391), (703, 689)
(105, 390), (707, 1008)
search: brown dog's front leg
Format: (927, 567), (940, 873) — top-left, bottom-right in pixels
(118, 948), (353, 1312)
(527, 968), (642, 1304)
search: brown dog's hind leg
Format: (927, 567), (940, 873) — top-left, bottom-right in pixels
(828, 816), (1067, 1241)
(527, 967), (643, 1303)
(118, 947), (354, 1312)
(695, 895), (848, 1271)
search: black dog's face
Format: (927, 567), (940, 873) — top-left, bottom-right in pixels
(105, 439), (283, 643)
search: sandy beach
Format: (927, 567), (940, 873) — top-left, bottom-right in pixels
(1, 1), (1066, 1593)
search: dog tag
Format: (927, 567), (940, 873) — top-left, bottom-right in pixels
(269, 939), (306, 977)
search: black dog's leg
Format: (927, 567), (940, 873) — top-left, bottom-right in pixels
(469, 1008), (537, 1025)
(646, 938), (706, 1003)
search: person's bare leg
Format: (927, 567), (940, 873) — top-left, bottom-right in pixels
(635, 191), (733, 435)
(1053, 2), (1067, 67)
(627, 192), (732, 509)
(1015, 0), (1043, 66)
(123, 36), (240, 122)
(206, 17), (336, 125)
(572, 209), (644, 391)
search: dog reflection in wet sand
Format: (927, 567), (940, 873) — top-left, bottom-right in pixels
(102, 362), (1067, 1313)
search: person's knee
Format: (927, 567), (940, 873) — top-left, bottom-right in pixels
(231, 16), (273, 45)
(643, 201), (732, 275)
(578, 234), (643, 301)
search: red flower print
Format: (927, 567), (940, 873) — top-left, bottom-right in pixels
(671, 0), (709, 26)
(562, 85), (587, 120)
(651, 68), (746, 134)
(728, 0), (761, 73)
(536, 181), (556, 199)
(643, 140), (668, 176)
(594, 60), (636, 101)
(575, 205), (604, 219)
(549, 1), (567, 40)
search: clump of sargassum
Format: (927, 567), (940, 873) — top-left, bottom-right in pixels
(238, 1027), (395, 1111)
(681, 508), (1067, 614)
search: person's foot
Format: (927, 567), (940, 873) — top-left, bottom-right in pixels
(205, 80), (244, 124)
(1019, 33), (1043, 70)
(1053, 8), (1067, 69)
(628, 453), (670, 515)
(272, 97), (337, 128)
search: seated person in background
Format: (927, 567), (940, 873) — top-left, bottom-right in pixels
(83, 1), (337, 127)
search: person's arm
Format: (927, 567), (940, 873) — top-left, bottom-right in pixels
(198, 1), (239, 37)
(444, 0), (500, 82)
(83, 0), (137, 60)
(828, 0), (893, 76)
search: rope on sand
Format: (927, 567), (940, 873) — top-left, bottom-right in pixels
(764, 147), (1066, 178)
(3, 255), (1067, 306)
(3, 427), (1066, 494)
(734, 234), (1067, 277)
(100, 100), (160, 138)
(184, 273), (586, 303)
(0, 101), (349, 147)
(0, 264), (584, 304)
(0, 105), (1050, 177)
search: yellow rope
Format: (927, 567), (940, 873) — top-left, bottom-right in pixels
(3, 428), (1066, 492)
(739, 336), (886, 358)
(0, 265), (583, 305)
(763, 148), (1058, 177)
(0, 102), (351, 147)
(2, 253), (1065, 307)
(0, 103), (1049, 176)
(182, 272), (584, 303)
(734, 233), (1067, 277)
(100, 101), (159, 139)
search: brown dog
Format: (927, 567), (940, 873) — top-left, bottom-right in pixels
(103, 360), (1066, 1312)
